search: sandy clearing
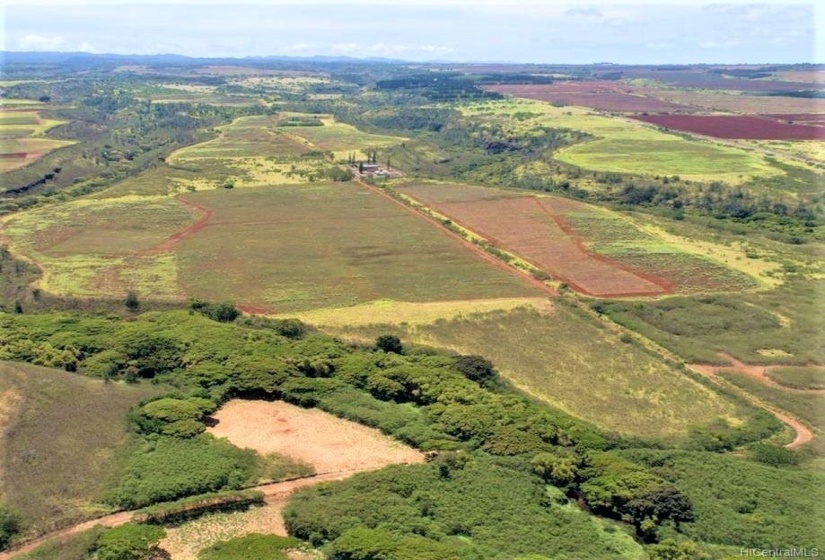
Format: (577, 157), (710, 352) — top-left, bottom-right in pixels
(207, 400), (424, 474)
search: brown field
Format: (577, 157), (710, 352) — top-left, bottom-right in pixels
(485, 83), (691, 113)
(633, 114), (824, 140)
(207, 399), (424, 474)
(398, 183), (669, 297)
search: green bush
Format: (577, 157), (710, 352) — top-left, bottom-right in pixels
(198, 534), (301, 560)
(0, 504), (20, 551)
(106, 435), (259, 508)
(94, 523), (165, 560)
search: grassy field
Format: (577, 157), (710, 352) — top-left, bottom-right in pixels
(0, 361), (165, 538)
(279, 296), (552, 327)
(765, 367), (825, 390)
(325, 305), (745, 440)
(602, 276), (825, 365)
(177, 183), (540, 312)
(463, 99), (781, 183)
(2, 196), (195, 299)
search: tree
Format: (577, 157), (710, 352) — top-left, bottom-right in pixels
(95, 523), (165, 560)
(531, 450), (583, 487)
(453, 355), (496, 385)
(0, 505), (20, 551)
(124, 290), (140, 311)
(375, 334), (403, 354)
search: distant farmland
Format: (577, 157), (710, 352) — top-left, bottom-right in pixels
(484, 82), (692, 113)
(397, 182), (755, 297)
(633, 114), (824, 140)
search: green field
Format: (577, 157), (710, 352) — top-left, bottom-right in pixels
(462, 99), (781, 183)
(601, 276), (825, 364)
(324, 305), (745, 439)
(766, 367), (825, 390)
(178, 183), (540, 312)
(0, 361), (164, 537)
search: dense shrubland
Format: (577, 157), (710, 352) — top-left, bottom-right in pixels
(0, 304), (812, 556)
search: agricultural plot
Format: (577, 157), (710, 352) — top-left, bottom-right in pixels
(463, 100), (780, 183)
(283, 116), (407, 160)
(0, 361), (164, 537)
(0, 108), (73, 172)
(177, 183), (541, 312)
(766, 367), (825, 390)
(485, 82), (693, 113)
(398, 181), (755, 297)
(633, 114), (824, 140)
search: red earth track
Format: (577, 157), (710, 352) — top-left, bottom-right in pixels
(687, 354), (820, 450)
(140, 195), (213, 256)
(632, 114), (825, 140)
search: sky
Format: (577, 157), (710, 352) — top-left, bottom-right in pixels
(1, 0), (821, 64)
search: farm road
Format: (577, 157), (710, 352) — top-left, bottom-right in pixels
(0, 470), (356, 559)
(687, 354), (820, 450)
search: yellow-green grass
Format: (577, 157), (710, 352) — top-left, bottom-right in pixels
(284, 116), (407, 161)
(2, 196), (194, 298)
(0, 98), (43, 106)
(325, 305), (743, 439)
(462, 99), (781, 183)
(279, 297), (552, 327)
(744, 139), (825, 165)
(0, 361), (165, 537)
(765, 367), (825, 390)
(168, 115), (309, 162)
(717, 369), (823, 440)
(177, 182), (541, 313)
(0, 110), (64, 137)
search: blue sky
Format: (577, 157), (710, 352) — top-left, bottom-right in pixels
(1, 1), (820, 64)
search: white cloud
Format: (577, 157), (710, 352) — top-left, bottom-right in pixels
(18, 33), (65, 50)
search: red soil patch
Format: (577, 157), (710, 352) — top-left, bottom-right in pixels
(0, 152), (28, 159)
(400, 187), (669, 298)
(633, 114), (824, 140)
(485, 83), (692, 113)
(762, 114), (825, 126)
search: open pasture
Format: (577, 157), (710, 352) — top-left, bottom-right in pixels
(177, 182), (541, 312)
(633, 114), (824, 140)
(2, 196), (196, 298)
(0, 361), (164, 538)
(398, 181), (754, 297)
(334, 305), (745, 439)
(463, 99), (779, 182)
(765, 367), (825, 391)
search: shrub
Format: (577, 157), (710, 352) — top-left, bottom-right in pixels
(94, 523), (165, 560)
(376, 334), (403, 354)
(0, 505), (20, 551)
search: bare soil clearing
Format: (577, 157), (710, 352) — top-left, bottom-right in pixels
(207, 400), (424, 474)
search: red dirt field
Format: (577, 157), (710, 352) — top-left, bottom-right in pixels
(399, 185), (670, 297)
(485, 83), (691, 113)
(632, 114), (824, 140)
(0, 153), (28, 159)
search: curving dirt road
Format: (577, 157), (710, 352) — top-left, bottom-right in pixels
(687, 353), (819, 450)
(140, 195), (213, 256)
